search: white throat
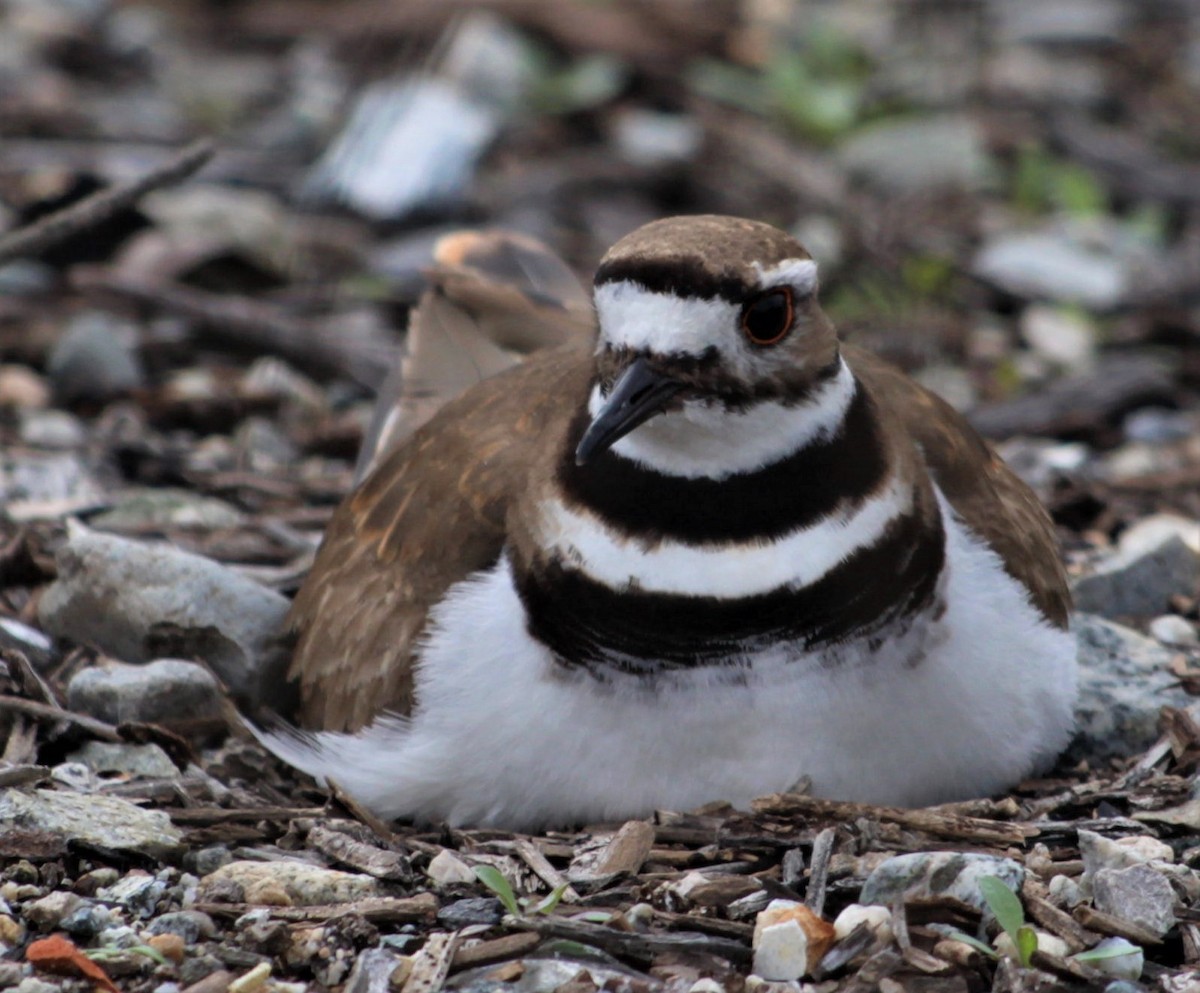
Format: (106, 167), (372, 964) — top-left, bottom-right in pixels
(588, 356), (856, 480)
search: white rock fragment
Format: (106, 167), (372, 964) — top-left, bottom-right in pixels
(1020, 304), (1097, 369)
(832, 904), (892, 944)
(1083, 937), (1144, 981)
(1150, 614), (1199, 647)
(995, 929), (1070, 961)
(1048, 873), (1083, 908)
(751, 900), (834, 982)
(753, 919), (810, 982)
(425, 850), (476, 886)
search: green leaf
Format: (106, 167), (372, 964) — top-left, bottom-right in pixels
(530, 882), (569, 916)
(978, 876), (1025, 943)
(473, 864), (521, 917)
(1072, 938), (1141, 963)
(1016, 925), (1038, 967)
(942, 929), (1000, 960)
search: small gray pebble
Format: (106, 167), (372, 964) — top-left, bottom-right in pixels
(148, 910), (215, 944)
(436, 897), (504, 928)
(178, 955), (224, 986)
(59, 906), (109, 940)
(186, 846), (233, 877)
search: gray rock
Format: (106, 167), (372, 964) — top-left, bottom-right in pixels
(0, 789), (183, 860)
(344, 947), (408, 993)
(437, 897), (504, 928)
(1072, 536), (1200, 618)
(973, 231), (1129, 310)
(994, 0), (1129, 46)
(186, 846), (233, 877)
(96, 873), (169, 918)
(860, 852), (1023, 912)
(23, 891), (85, 929)
(198, 861), (381, 906)
(47, 312), (145, 404)
(68, 741), (180, 779)
(1123, 408), (1197, 445)
(89, 488), (245, 532)
(38, 521), (290, 705)
(59, 905), (111, 940)
(18, 410), (86, 449)
(1071, 615), (1193, 763)
(838, 114), (990, 193)
(67, 659), (220, 726)
(1092, 864), (1176, 938)
(0, 451), (106, 519)
(148, 910), (217, 944)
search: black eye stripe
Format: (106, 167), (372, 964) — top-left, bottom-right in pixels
(741, 287), (794, 346)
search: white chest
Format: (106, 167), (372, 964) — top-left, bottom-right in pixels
(262, 491), (1077, 828)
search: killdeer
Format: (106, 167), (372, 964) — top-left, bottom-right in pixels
(258, 215), (1077, 829)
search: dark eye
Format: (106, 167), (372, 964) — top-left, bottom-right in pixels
(740, 288), (794, 346)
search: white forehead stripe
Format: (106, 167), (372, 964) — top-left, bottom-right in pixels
(537, 471), (911, 599)
(587, 357), (856, 479)
(755, 258), (819, 296)
(593, 280), (737, 357)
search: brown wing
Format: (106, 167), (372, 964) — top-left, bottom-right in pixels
(288, 346), (594, 733)
(356, 231), (594, 481)
(845, 345), (1070, 629)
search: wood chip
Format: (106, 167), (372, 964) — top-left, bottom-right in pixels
(402, 932), (460, 993)
(512, 838), (580, 903)
(1073, 904), (1165, 945)
(306, 824), (413, 882)
(450, 931), (541, 971)
(594, 820), (656, 876)
(513, 915), (751, 964)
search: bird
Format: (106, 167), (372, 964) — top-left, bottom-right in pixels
(255, 214), (1077, 829)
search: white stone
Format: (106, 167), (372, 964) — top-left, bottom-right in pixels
(1149, 615), (1198, 647)
(689, 980), (726, 993)
(1079, 830), (1173, 894)
(832, 904), (892, 943)
(1047, 873), (1083, 908)
(425, 850), (476, 886)
(994, 929), (1070, 961)
(1120, 514), (1200, 556)
(1084, 938), (1143, 981)
(752, 920), (810, 982)
(1020, 304), (1097, 368)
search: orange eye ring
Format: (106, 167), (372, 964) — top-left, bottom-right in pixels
(740, 287), (794, 346)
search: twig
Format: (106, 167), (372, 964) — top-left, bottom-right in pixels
(511, 914), (751, 964)
(0, 694), (122, 742)
(0, 140), (214, 266)
(193, 893), (438, 924)
(752, 793), (1035, 847)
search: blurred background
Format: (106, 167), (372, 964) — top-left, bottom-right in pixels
(1, 0), (1199, 582)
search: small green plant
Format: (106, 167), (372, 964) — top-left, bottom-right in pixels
(85, 945), (170, 967)
(473, 864), (569, 917)
(979, 875), (1038, 967)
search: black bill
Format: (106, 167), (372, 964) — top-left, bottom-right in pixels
(575, 357), (682, 465)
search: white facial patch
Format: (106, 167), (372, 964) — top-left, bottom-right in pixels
(593, 279), (741, 359)
(587, 356), (856, 479)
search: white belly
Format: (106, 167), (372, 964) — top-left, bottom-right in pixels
(261, 495), (1077, 828)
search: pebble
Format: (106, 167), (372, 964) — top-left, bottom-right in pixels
(148, 910), (217, 944)
(1092, 864), (1176, 938)
(198, 861), (381, 907)
(59, 905), (110, 940)
(1079, 831), (1173, 890)
(1123, 408), (1197, 445)
(23, 891), (84, 929)
(995, 929), (1069, 961)
(1019, 304), (1097, 369)
(68, 741), (180, 780)
(0, 365), (49, 409)
(147, 933), (187, 964)
(0, 618), (56, 671)
(89, 488), (246, 532)
(1071, 615), (1194, 763)
(972, 230), (1129, 310)
(0, 913), (25, 947)
(860, 852), (1024, 912)
(47, 312), (146, 404)
(995, 0), (1128, 45)
(1120, 514), (1200, 557)
(15, 979), (61, 993)
(39, 521), (290, 707)
(342, 947), (407, 993)
(67, 658), (221, 727)
(187, 847), (234, 877)
(1086, 938), (1143, 981)
(832, 904), (891, 944)
(97, 872), (169, 918)
(425, 850), (476, 886)
(16, 408), (87, 449)
(436, 898), (503, 928)
(612, 109), (702, 167)
(1149, 615), (1198, 647)
(1073, 535), (1200, 618)
(0, 790), (183, 860)
(751, 901), (834, 981)
(228, 962), (272, 993)
(838, 114), (989, 193)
